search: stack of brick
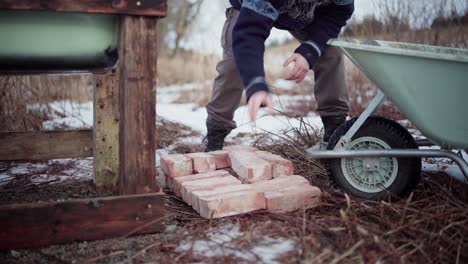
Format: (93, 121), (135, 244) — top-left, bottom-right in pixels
(160, 145), (321, 219)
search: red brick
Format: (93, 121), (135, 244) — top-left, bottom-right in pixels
(251, 175), (310, 193)
(180, 175), (241, 205)
(185, 153), (217, 173)
(223, 145), (258, 152)
(208, 150), (231, 169)
(197, 190), (266, 219)
(191, 184), (252, 212)
(229, 151), (272, 183)
(256, 151), (294, 178)
(264, 185), (321, 213)
(171, 170), (230, 197)
(160, 154), (193, 177)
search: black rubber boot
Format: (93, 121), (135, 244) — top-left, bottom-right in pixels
(322, 115), (347, 143)
(204, 123), (231, 152)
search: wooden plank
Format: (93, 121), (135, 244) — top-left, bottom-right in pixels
(0, 193), (164, 250)
(0, 0), (167, 17)
(118, 16), (159, 195)
(94, 68), (120, 192)
(0, 130), (93, 161)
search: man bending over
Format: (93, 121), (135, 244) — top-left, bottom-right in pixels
(205, 0), (354, 151)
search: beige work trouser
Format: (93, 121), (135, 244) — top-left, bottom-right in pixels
(206, 8), (349, 130)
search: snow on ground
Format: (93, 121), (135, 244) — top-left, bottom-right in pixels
(0, 158), (93, 186)
(156, 102), (322, 139)
(272, 79), (296, 90)
(30, 100), (93, 129)
(156, 83), (322, 142)
(420, 146), (468, 184)
(175, 222), (296, 263)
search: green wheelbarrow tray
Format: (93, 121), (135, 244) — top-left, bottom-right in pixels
(0, 10), (119, 73)
(307, 39), (468, 180)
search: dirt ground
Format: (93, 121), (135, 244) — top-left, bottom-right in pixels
(0, 120), (467, 264)
(0, 170), (466, 264)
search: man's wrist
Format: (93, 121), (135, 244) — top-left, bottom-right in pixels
(294, 42), (321, 69)
(246, 82), (269, 102)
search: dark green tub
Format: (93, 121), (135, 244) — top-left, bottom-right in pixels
(0, 10), (119, 73)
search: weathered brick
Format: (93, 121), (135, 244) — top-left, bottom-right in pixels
(264, 185), (321, 213)
(160, 154), (193, 177)
(185, 153), (217, 173)
(223, 145), (258, 152)
(171, 170), (230, 197)
(208, 150), (231, 169)
(191, 184), (252, 212)
(256, 151), (294, 178)
(229, 151), (272, 183)
(180, 175), (241, 205)
(198, 190), (266, 219)
(252, 175), (310, 192)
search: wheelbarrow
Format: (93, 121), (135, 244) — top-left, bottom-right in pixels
(307, 39), (468, 200)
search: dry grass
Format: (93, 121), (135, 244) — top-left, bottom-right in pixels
(157, 52), (220, 86)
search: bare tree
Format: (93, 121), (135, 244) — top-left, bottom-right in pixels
(158, 0), (204, 56)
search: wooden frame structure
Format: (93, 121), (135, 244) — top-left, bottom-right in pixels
(0, 0), (167, 250)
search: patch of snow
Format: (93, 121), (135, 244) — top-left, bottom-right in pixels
(420, 147), (467, 184)
(178, 136), (204, 145)
(176, 223), (297, 263)
(423, 158), (467, 184)
(157, 103), (208, 133)
(0, 174), (14, 186)
(272, 79), (295, 90)
(10, 165), (30, 175)
(0, 158), (94, 186)
(250, 237), (296, 263)
(29, 100), (93, 129)
(156, 100), (322, 140)
(273, 94), (313, 109)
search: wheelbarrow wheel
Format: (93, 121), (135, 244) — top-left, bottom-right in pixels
(327, 116), (421, 200)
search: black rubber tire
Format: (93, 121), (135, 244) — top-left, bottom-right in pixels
(327, 116), (421, 200)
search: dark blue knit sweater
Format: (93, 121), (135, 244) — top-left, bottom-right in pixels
(229, 0), (354, 102)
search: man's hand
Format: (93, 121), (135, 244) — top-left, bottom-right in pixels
(283, 54), (310, 83)
(248, 91), (274, 122)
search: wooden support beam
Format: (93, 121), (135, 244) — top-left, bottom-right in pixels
(94, 68), (120, 192)
(118, 16), (159, 195)
(0, 0), (167, 17)
(0, 193), (164, 250)
(0, 130), (93, 161)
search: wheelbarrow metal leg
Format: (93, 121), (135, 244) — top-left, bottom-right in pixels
(306, 148), (468, 183)
(333, 91), (386, 150)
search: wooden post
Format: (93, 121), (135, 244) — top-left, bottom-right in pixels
(118, 16), (159, 195)
(94, 67), (120, 192)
